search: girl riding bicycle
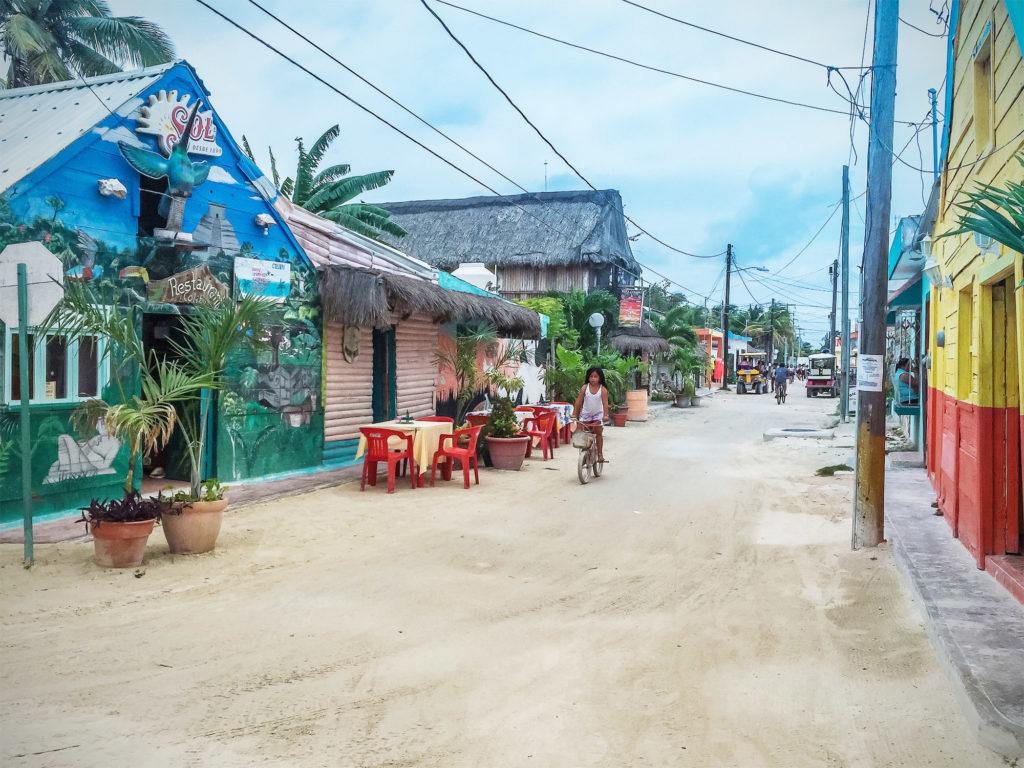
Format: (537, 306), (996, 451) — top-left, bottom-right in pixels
(573, 366), (609, 463)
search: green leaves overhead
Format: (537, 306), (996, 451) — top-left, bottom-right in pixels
(284, 124), (404, 241)
(2, 1), (174, 88)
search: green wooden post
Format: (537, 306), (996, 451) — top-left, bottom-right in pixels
(17, 263), (33, 566)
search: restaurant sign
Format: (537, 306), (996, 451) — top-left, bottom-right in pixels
(148, 265), (229, 305)
(136, 90), (221, 157)
(618, 287), (644, 327)
(233, 257), (290, 302)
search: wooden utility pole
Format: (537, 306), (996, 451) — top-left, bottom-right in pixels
(841, 165), (851, 423)
(829, 259), (839, 354)
(721, 244), (733, 390)
(854, 0), (899, 549)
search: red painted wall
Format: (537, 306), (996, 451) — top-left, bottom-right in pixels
(927, 386), (1022, 568)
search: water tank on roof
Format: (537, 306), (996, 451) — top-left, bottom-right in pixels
(452, 262), (498, 292)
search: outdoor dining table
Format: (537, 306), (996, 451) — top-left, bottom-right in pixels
(355, 420), (453, 487)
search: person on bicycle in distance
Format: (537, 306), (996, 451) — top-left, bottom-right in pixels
(774, 361), (790, 398)
(573, 366), (609, 463)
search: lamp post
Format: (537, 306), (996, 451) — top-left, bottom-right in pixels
(589, 311), (605, 354)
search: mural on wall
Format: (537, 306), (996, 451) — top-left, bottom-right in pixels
(0, 66), (326, 521)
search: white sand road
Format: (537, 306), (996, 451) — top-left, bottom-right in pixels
(0, 381), (1006, 767)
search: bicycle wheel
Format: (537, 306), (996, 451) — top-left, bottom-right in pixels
(593, 450), (603, 477)
(577, 450), (592, 484)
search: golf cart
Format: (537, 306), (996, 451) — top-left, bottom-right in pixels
(806, 352), (837, 397)
(735, 352), (768, 394)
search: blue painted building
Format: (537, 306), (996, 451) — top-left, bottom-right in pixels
(0, 61), (323, 524)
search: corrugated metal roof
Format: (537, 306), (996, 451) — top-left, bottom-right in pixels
(0, 63), (174, 194)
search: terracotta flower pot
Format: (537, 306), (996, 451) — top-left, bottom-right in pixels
(160, 499), (228, 554)
(485, 435), (530, 471)
(611, 412), (628, 427)
(90, 519), (155, 568)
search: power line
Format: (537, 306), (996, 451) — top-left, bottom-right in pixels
(429, 0), (889, 122)
(618, 0), (868, 70)
(772, 200), (843, 278)
(899, 15), (948, 37)
(735, 267), (763, 304)
(420, 0), (732, 259)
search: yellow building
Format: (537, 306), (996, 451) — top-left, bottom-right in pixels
(927, 0), (1024, 595)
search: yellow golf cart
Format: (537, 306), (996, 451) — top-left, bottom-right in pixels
(736, 352), (768, 394)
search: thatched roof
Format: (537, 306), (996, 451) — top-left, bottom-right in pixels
(380, 189), (641, 274)
(319, 266), (541, 339)
(608, 321), (670, 355)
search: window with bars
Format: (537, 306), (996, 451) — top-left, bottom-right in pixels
(4, 329), (108, 405)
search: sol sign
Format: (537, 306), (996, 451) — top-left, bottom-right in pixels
(136, 89), (221, 157)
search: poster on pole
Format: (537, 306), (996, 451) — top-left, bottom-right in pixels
(618, 287), (644, 327)
(856, 353), (885, 392)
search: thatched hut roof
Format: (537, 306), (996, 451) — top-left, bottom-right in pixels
(379, 189), (641, 275)
(608, 321), (670, 355)
(319, 266), (541, 339)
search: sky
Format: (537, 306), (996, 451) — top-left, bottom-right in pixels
(111, 0), (951, 345)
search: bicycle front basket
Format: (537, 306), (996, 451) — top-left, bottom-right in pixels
(572, 430), (594, 449)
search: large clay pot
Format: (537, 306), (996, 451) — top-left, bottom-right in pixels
(160, 499), (227, 554)
(625, 389), (648, 421)
(90, 519), (155, 568)
(485, 435), (530, 471)
(675, 394), (690, 408)
(611, 411), (628, 427)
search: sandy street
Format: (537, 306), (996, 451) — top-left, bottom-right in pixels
(0, 383), (1005, 768)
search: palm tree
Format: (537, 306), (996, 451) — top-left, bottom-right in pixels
(547, 289), (618, 353)
(942, 155), (1024, 253)
(434, 324), (525, 424)
(245, 125), (406, 240)
(2, 1), (174, 89)
(651, 304), (698, 348)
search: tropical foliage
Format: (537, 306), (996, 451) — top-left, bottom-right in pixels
(546, 289), (617, 352)
(942, 155), (1024, 256)
(2, 0), (174, 88)
(243, 125), (405, 241)
(435, 325), (526, 425)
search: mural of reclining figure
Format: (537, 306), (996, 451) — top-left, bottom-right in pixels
(43, 418), (121, 484)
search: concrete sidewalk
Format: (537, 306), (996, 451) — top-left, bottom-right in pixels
(885, 467), (1024, 757)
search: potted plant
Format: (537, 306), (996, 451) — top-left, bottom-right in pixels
(79, 492), (163, 569)
(160, 296), (279, 554)
(484, 397), (530, 470)
(46, 286), (214, 568)
(610, 400), (629, 427)
(683, 378), (697, 406)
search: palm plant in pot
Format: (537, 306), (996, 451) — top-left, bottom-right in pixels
(161, 296), (279, 554)
(46, 285), (213, 567)
(484, 396), (531, 470)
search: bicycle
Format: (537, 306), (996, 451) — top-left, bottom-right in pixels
(572, 419), (603, 484)
(776, 380), (787, 404)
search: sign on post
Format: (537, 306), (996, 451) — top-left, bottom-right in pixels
(618, 287), (644, 327)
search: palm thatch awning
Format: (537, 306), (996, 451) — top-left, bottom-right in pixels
(379, 189), (641, 274)
(608, 321), (670, 355)
(319, 266), (541, 339)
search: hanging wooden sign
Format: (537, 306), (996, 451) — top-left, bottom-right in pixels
(148, 265), (228, 305)
(341, 325), (361, 363)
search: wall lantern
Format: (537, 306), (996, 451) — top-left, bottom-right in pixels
(923, 257), (943, 288)
(254, 212), (276, 235)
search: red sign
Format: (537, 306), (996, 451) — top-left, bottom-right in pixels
(618, 288), (643, 327)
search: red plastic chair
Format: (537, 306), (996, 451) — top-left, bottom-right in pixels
(521, 412), (557, 460)
(549, 402), (572, 443)
(430, 425), (483, 489)
(359, 427), (416, 493)
(532, 406), (561, 448)
(466, 413), (489, 427)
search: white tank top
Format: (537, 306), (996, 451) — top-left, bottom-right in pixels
(581, 385), (603, 418)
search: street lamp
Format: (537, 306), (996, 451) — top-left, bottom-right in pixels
(589, 312), (605, 354)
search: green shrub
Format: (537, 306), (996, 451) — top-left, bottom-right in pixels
(486, 397), (521, 439)
(682, 379), (696, 398)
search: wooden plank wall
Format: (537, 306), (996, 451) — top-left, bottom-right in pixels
(323, 322), (373, 463)
(395, 315), (438, 419)
(496, 265), (590, 298)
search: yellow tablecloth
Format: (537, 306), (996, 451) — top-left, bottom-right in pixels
(355, 420), (453, 474)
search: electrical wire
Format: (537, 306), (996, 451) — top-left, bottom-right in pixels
(420, 0), (725, 259)
(429, 0), (889, 122)
(771, 200), (843, 278)
(618, 0), (868, 70)
(735, 267), (763, 304)
(900, 15), (949, 37)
